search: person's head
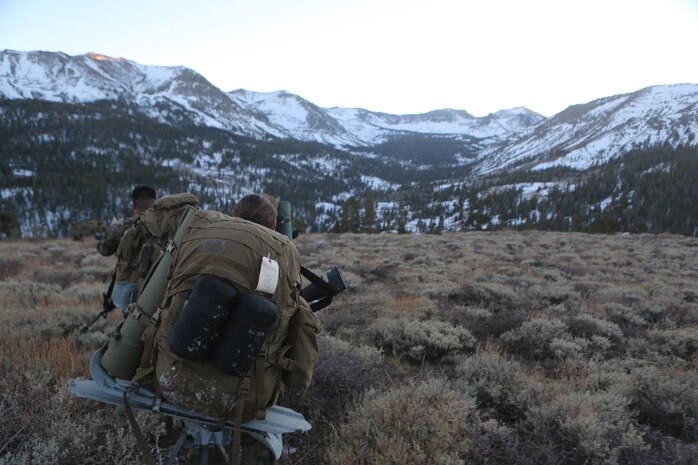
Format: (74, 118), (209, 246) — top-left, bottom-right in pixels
(233, 193), (277, 230)
(131, 185), (156, 215)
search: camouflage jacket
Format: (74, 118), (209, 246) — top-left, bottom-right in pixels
(96, 216), (137, 256)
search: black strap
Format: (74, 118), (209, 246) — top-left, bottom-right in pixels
(300, 266), (334, 311)
(230, 378), (251, 465)
(105, 268), (117, 302)
(167, 430), (189, 465)
(123, 391), (157, 465)
(255, 353), (267, 420)
(300, 266), (334, 293)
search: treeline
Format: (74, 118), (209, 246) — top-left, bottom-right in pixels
(2, 98), (696, 238)
(0, 99), (403, 236)
(355, 133), (480, 166)
(461, 145), (698, 236)
(334, 144), (698, 237)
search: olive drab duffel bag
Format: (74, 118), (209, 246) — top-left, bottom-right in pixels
(134, 210), (320, 424)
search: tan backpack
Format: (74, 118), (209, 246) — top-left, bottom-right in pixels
(136, 210), (320, 424)
(114, 193), (199, 291)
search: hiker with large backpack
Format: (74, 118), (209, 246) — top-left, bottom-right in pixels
(97, 186), (157, 257)
(138, 193), (319, 464)
(80, 186), (163, 331)
(97, 185), (162, 316)
(72, 193), (334, 464)
(110, 192), (199, 312)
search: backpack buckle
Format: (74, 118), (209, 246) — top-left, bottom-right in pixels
(164, 240), (177, 255)
(129, 306), (148, 325)
(150, 307), (164, 325)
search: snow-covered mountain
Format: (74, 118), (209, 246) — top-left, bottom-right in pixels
(229, 89), (365, 146)
(2, 50), (698, 175)
(0, 50), (542, 150)
(323, 106), (545, 146)
(476, 84), (698, 174)
(2, 50), (698, 238)
(0, 50), (282, 137)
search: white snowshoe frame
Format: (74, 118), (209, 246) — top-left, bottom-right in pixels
(68, 351), (311, 463)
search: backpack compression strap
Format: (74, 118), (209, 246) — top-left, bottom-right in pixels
(300, 265), (336, 311)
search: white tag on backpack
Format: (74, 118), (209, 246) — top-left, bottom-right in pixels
(255, 256), (279, 295)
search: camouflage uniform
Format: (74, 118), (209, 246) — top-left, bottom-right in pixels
(96, 216), (137, 256)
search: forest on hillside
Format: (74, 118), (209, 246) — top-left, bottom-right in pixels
(372, 145), (698, 237)
(1, 99), (697, 238)
(467, 145), (698, 236)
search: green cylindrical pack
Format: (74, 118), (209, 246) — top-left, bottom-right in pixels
(101, 206), (198, 380)
(277, 200), (293, 240)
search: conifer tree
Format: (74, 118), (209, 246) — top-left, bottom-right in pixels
(362, 196), (377, 233)
(339, 197), (360, 233)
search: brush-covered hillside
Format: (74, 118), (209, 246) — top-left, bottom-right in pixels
(1, 231), (697, 464)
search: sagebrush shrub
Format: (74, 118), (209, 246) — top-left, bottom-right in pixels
(446, 282), (520, 311)
(549, 337), (587, 360)
(310, 334), (385, 398)
(0, 256), (22, 279)
(31, 267), (81, 289)
(363, 317), (475, 361)
(648, 327), (698, 360)
(454, 346), (526, 422)
(567, 314), (624, 341)
(78, 252), (113, 267)
(327, 378), (516, 465)
(64, 283), (104, 304)
(500, 318), (568, 359)
(78, 265), (113, 283)
(525, 390), (645, 464)
(628, 363), (698, 441)
(0, 281), (62, 309)
(605, 303), (648, 338)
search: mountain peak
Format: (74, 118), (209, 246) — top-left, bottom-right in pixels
(85, 52), (129, 63)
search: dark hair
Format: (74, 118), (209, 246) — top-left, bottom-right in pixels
(131, 186), (156, 213)
(233, 194), (277, 229)
(131, 186), (156, 202)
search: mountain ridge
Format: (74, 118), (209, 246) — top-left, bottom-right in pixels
(0, 50), (545, 150)
(476, 84), (698, 174)
(1, 50), (698, 237)
(4, 50), (696, 174)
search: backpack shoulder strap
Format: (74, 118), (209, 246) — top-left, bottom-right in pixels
(134, 206), (198, 318)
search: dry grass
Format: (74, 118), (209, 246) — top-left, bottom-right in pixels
(1, 232), (698, 464)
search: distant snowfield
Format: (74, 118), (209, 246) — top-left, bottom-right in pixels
(481, 84), (698, 173)
(361, 175), (397, 191)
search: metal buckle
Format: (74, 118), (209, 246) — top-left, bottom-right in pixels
(164, 240), (177, 255)
(150, 307), (163, 324)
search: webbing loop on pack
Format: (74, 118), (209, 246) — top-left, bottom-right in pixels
(274, 356), (302, 373)
(123, 389), (157, 465)
(230, 378), (251, 465)
(255, 353), (266, 420)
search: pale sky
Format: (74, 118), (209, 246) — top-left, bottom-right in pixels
(1, 0), (697, 116)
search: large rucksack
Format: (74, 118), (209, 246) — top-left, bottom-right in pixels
(101, 205), (322, 465)
(113, 193), (199, 304)
(134, 210), (320, 422)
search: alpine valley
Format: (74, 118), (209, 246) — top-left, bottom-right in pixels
(1, 50), (697, 237)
